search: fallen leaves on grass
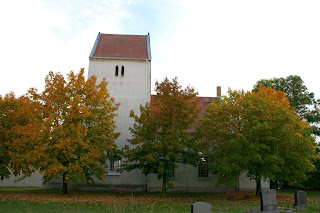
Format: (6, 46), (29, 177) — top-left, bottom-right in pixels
(0, 190), (318, 207)
(0, 191), (252, 204)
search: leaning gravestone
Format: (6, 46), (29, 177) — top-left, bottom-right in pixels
(191, 202), (211, 213)
(260, 189), (277, 211)
(293, 190), (308, 210)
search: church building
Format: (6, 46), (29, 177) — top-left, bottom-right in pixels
(0, 33), (269, 192)
(86, 33), (269, 192)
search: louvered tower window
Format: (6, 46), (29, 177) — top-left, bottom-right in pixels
(115, 66), (119, 76)
(121, 66), (124, 76)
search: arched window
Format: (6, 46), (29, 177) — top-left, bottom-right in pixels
(121, 66), (124, 76)
(115, 66), (119, 76)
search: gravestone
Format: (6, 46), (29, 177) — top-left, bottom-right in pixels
(293, 190), (308, 210)
(191, 202), (211, 213)
(260, 189), (277, 211)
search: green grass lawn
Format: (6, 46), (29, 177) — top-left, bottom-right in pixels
(0, 187), (319, 212)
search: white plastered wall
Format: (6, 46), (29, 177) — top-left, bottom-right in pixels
(87, 58), (151, 187)
(0, 172), (43, 187)
(147, 164), (238, 192)
(238, 172), (270, 192)
(88, 58), (151, 148)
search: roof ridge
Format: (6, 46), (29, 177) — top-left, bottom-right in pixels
(100, 33), (148, 36)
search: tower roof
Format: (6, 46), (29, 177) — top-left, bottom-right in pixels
(89, 33), (151, 60)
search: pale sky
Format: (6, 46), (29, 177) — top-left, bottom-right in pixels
(1, 0), (320, 99)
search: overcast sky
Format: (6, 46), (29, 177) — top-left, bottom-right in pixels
(1, 0), (320, 99)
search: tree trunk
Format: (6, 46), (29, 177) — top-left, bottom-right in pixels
(62, 172), (68, 194)
(256, 178), (261, 196)
(162, 173), (167, 193)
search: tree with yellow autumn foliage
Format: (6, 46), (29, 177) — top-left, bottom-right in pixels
(0, 93), (19, 180)
(0, 92), (44, 181)
(197, 86), (317, 195)
(10, 69), (119, 194)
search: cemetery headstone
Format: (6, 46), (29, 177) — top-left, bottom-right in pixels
(285, 210), (294, 213)
(191, 202), (211, 213)
(293, 190), (308, 210)
(260, 189), (277, 211)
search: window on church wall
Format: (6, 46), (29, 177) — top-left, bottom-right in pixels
(115, 66), (119, 76)
(198, 162), (209, 178)
(109, 157), (121, 172)
(171, 167), (175, 178)
(121, 66), (124, 76)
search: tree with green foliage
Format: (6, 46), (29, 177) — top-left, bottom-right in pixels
(123, 77), (199, 193)
(253, 75), (320, 135)
(253, 75), (320, 190)
(301, 148), (320, 190)
(197, 86), (317, 195)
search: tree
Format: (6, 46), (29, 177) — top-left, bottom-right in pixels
(197, 86), (317, 195)
(0, 93), (18, 180)
(123, 77), (199, 193)
(301, 147), (320, 190)
(13, 69), (119, 194)
(253, 75), (320, 135)
(0, 93), (43, 181)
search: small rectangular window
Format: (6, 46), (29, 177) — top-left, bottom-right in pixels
(110, 157), (121, 172)
(198, 163), (209, 178)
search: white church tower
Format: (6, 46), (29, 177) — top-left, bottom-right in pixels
(88, 33), (151, 189)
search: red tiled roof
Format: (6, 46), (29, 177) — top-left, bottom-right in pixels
(150, 95), (217, 132)
(92, 33), (149, 59)
(150, 95), (215, 113)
